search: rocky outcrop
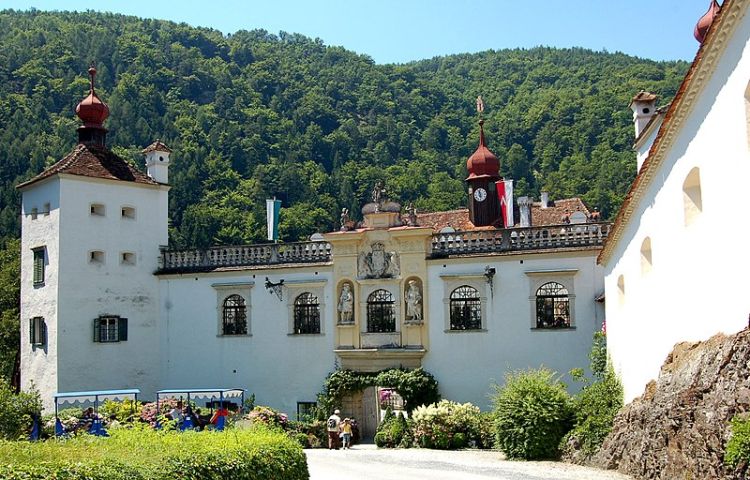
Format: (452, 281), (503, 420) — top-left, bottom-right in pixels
(592, 328), (750, 479)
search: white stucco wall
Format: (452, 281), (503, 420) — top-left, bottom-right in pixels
(20, 179), (61, 403)
(424, 250), (604, 410)
(159, 267), (335, 415)
(50, 176), (167, 407)
(604, 11), (750, 403)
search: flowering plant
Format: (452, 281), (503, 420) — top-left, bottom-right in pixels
(246, 405), (288, 429)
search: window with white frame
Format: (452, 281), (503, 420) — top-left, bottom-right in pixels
(293, 292), (320, 334)
(449, 285), (482, 330)
(93, 315), (127, 343)
(30, 317), (46, 346)
(535, 282), (570, 328)
(222, 294), (248, 335)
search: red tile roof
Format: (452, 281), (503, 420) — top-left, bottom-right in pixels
(142, 140), (172, 154)
(416, 197), (592, 232)
(17, 143), (158, 189)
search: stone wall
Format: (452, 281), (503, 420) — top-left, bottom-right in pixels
(593, 328), (750, 479)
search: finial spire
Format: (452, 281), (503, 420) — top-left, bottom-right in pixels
(88, 63), (97, 93)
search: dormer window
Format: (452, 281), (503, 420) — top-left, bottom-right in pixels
(90, 203), (105, 216)
(121, 206), (136, 219)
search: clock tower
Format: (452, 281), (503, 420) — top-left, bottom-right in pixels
(466, 119), (502, 227)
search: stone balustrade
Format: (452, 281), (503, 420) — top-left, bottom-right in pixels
(429, 222), (611, 257)
(158, 241), (332, 272)
(158, 222), (611, 272)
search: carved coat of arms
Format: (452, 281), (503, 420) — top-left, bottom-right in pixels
(358, 242), (400, 279)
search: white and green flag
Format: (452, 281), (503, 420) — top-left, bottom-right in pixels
(266, 198), (281, 241)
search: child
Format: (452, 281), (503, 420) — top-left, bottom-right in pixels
(341, 418), (353, 449)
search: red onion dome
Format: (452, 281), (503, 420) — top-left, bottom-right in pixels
(466, 120), (500, 180)
(75, 66), (109, 127)
(694, 0), (721, 44)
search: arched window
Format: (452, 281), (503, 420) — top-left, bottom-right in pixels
(294, 293), (320, 334)
(617, 275), (626, 306)
(640, 237), (653, 275)
(367, 289), (395, 333)
(683, 167), (702, 226)
(449, 286), (481, 330)
(535, 282), (570, 328)
(222, 294), (247, 335)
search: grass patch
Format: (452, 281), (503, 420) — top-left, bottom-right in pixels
(0, 425), (308, 479)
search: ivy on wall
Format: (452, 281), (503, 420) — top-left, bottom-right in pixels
(318, 367), (439, 415)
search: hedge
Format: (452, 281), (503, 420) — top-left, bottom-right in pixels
(0, 425), (309, 480)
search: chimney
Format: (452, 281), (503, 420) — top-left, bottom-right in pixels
(540, 192), (549, 209)
(518, 196), (533, 227)
(629, 91), (658, 140)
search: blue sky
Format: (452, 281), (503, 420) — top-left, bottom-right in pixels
(4, 0), (713, 64)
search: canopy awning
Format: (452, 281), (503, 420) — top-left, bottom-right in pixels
(54, 389), (141, 405)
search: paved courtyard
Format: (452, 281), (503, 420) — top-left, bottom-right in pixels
(306, 445), (634, 480)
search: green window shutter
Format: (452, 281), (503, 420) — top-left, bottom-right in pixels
(40, 319), (46, 346)
(29, 318), (35, 345)
(93, 318), (100, 343)
(118, 318), (128, 342)
(33, 249), (45, 285)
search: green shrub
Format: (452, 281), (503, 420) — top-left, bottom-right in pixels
(375, 408), (408, 448)
(100, 399), (143, 423)
(726, 415), (750, 469)
(492, 368), (573, 460)
(0, 380), (42, 440)
(474, 412), (496, 449)
(561, 368), (623, 460)
(0, 424), (308, 479)
(411, 400), (484, 450)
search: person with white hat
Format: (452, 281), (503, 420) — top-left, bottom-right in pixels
(326, 409), (342, 450)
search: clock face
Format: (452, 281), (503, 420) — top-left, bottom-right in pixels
(474, 188), (487, 202)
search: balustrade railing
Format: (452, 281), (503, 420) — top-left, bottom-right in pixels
(430, 222), (611, 257)
(159, 241), (332, 272)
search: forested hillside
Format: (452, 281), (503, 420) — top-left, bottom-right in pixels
(0, 9), (689, 247)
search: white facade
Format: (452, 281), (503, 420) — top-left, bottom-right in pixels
(601, 0), (750, 403)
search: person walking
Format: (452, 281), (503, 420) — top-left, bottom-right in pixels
(327, 409), (342, 450)
(341, 418), (353, 449)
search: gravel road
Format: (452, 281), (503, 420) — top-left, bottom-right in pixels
(305, 445), (634, 480)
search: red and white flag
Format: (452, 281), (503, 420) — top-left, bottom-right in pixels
(496, 179), (514, 227)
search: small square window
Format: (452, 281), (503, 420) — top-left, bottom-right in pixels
(89, 251), (105, 264)
(31, 207), (38, 220)
(93, 316), (127, 343)
(33, 248), (45, 286)
(30, 317), (46, 346)
(121, 206), (136, 219)
(121, 252), (136, 265)
(43, 203), (50, 216)
(90, 203), (105, 216)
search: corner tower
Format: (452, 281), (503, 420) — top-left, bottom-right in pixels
(466, 119), (502, 227)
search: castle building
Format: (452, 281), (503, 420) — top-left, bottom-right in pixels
(20, 69), (610, 436)
(600, 0), (750, 403)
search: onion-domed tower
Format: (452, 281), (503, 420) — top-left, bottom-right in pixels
(694, 0), (721, 44)
(75, 65), (109, 146)
(466, 119), (503, 227)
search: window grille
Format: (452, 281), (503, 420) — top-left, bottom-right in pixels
(366, 289), (395, 333)
(93, 316), (127, 342)
(449, 285), (482, 330)
(33, 248), (45, 286)
(293, 293), (320, 334)
(297, 401), (317, 421)
(222, 295), (247, 335)
(30, 317), (46, 346)
(535, 282), (570, 328)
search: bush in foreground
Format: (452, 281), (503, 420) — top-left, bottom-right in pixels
(411, 400), (486, 449)
(0, 424), (308, 480)
(0, 380), (42, 440)
(492, 368), (572, 460)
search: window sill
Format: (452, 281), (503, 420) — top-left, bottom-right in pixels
(405, 321), (423, 326)
(288, 333), (325, 337)
(444, 328), (487, 334)
(337, 322), (356, 328)
(33, 282), (45, 288)
(530, 327), (576, 331)
(217, 334), (252, 338)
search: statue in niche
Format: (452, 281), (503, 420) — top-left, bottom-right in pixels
(405, 280), (422, 322)
(358, 242), (400, 279)
(338, 283), (354, 323)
